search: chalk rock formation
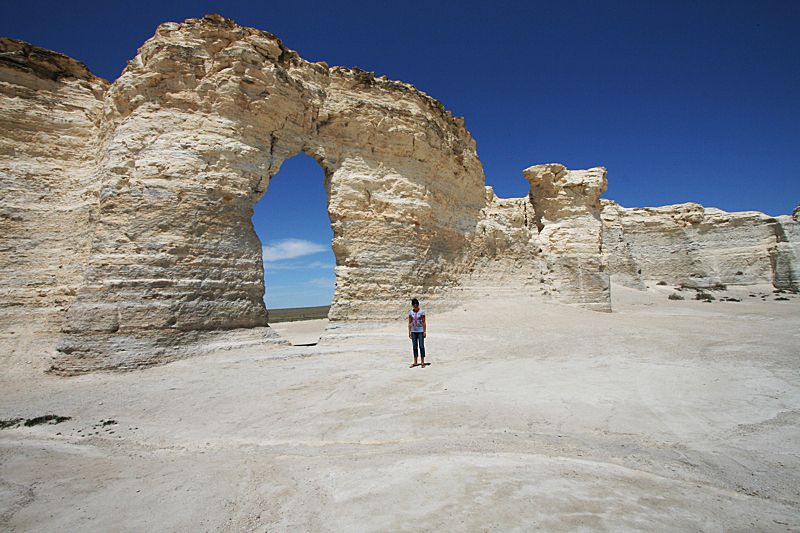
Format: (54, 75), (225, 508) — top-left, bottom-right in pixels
(769, 216), (800, 291)
(465, 186), (538, 294)
(1, 15), (798, 374)
(26, 15), (485, 372)
(601, 201), (800, 290)
(524, 164), (610, 311)
(0, 38), (108, 356)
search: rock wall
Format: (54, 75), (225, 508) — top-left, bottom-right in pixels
(601, 201), (800, 291)
(0, 38), (108, 359)
(769, 215), (800, 291)
(525, 164), (610, 311)
(1, 15), (798, 373)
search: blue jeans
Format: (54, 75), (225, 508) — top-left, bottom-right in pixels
(411, 332), (426, 360)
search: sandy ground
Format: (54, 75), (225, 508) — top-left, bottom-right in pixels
(270, 318), (330, 346)
(1, 284), (799, 532)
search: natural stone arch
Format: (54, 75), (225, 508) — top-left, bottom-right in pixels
(52, 15), (488, 372)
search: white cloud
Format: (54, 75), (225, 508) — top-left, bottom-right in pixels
(308, 277), (336, 288)
(263, 261), (336, 272)
(262, 239), (328, 261)
(306, 261), (336, 269)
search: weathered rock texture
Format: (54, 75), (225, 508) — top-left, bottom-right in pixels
(0, 15), (798, 373)
(4, 15), (488, 372)
(0, 38), (108, 360)
(601, 201), (800, 291)
(525, 164), (610, 311)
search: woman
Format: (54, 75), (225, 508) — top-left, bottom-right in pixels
(408, 298), (427, 367)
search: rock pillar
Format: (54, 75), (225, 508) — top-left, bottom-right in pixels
(524, 164), (610, 311)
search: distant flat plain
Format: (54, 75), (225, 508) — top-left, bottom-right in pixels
(267, 305), (330, 323)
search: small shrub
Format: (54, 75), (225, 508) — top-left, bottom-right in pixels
(1, 415), (71, 429)
(24, 415), (71, 427)
(695, 291), (715, 302)
(0, 418), (24, 430)
(656, 281), (667, 286)
(668, 292), (684, 301)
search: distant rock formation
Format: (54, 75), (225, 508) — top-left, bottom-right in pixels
(1, 15), (797, 373)
(600, 202), (799, 291)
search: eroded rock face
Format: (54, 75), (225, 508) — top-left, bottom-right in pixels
(769, 216), (800, 291)
(600, 201), (800, 290)
(1, 15), (798, 373)
(0, 38), (108, 357)
(44, 15), (485, 371)
(524, 164), (610, 311)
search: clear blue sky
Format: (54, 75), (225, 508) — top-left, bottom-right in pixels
(4, 1), (799, 308)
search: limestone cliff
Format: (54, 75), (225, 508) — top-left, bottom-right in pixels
(601, 201), (799, 291)
(525, 164), (610, 311)
(42, 15), (485, 372)
(0, 38), (108, 359)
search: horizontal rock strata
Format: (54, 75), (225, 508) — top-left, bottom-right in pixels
(525, 164), (610, 311)
(0, 38), (108, 358)
(601, 201), (800, 291)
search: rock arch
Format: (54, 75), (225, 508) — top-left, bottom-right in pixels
(51, 15), (488, 371)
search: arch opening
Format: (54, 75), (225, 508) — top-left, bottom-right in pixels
(252, 151), (335, 336)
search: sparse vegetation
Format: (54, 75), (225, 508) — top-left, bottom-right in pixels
(0, 418), (24, 429)
(268, 306), (330, 323)
(24, 415), (71, 427)
(1, 415), (71, 429)
(695, 291), (715, 302)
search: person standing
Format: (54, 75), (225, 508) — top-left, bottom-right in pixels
(408, 298), (427, 367)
